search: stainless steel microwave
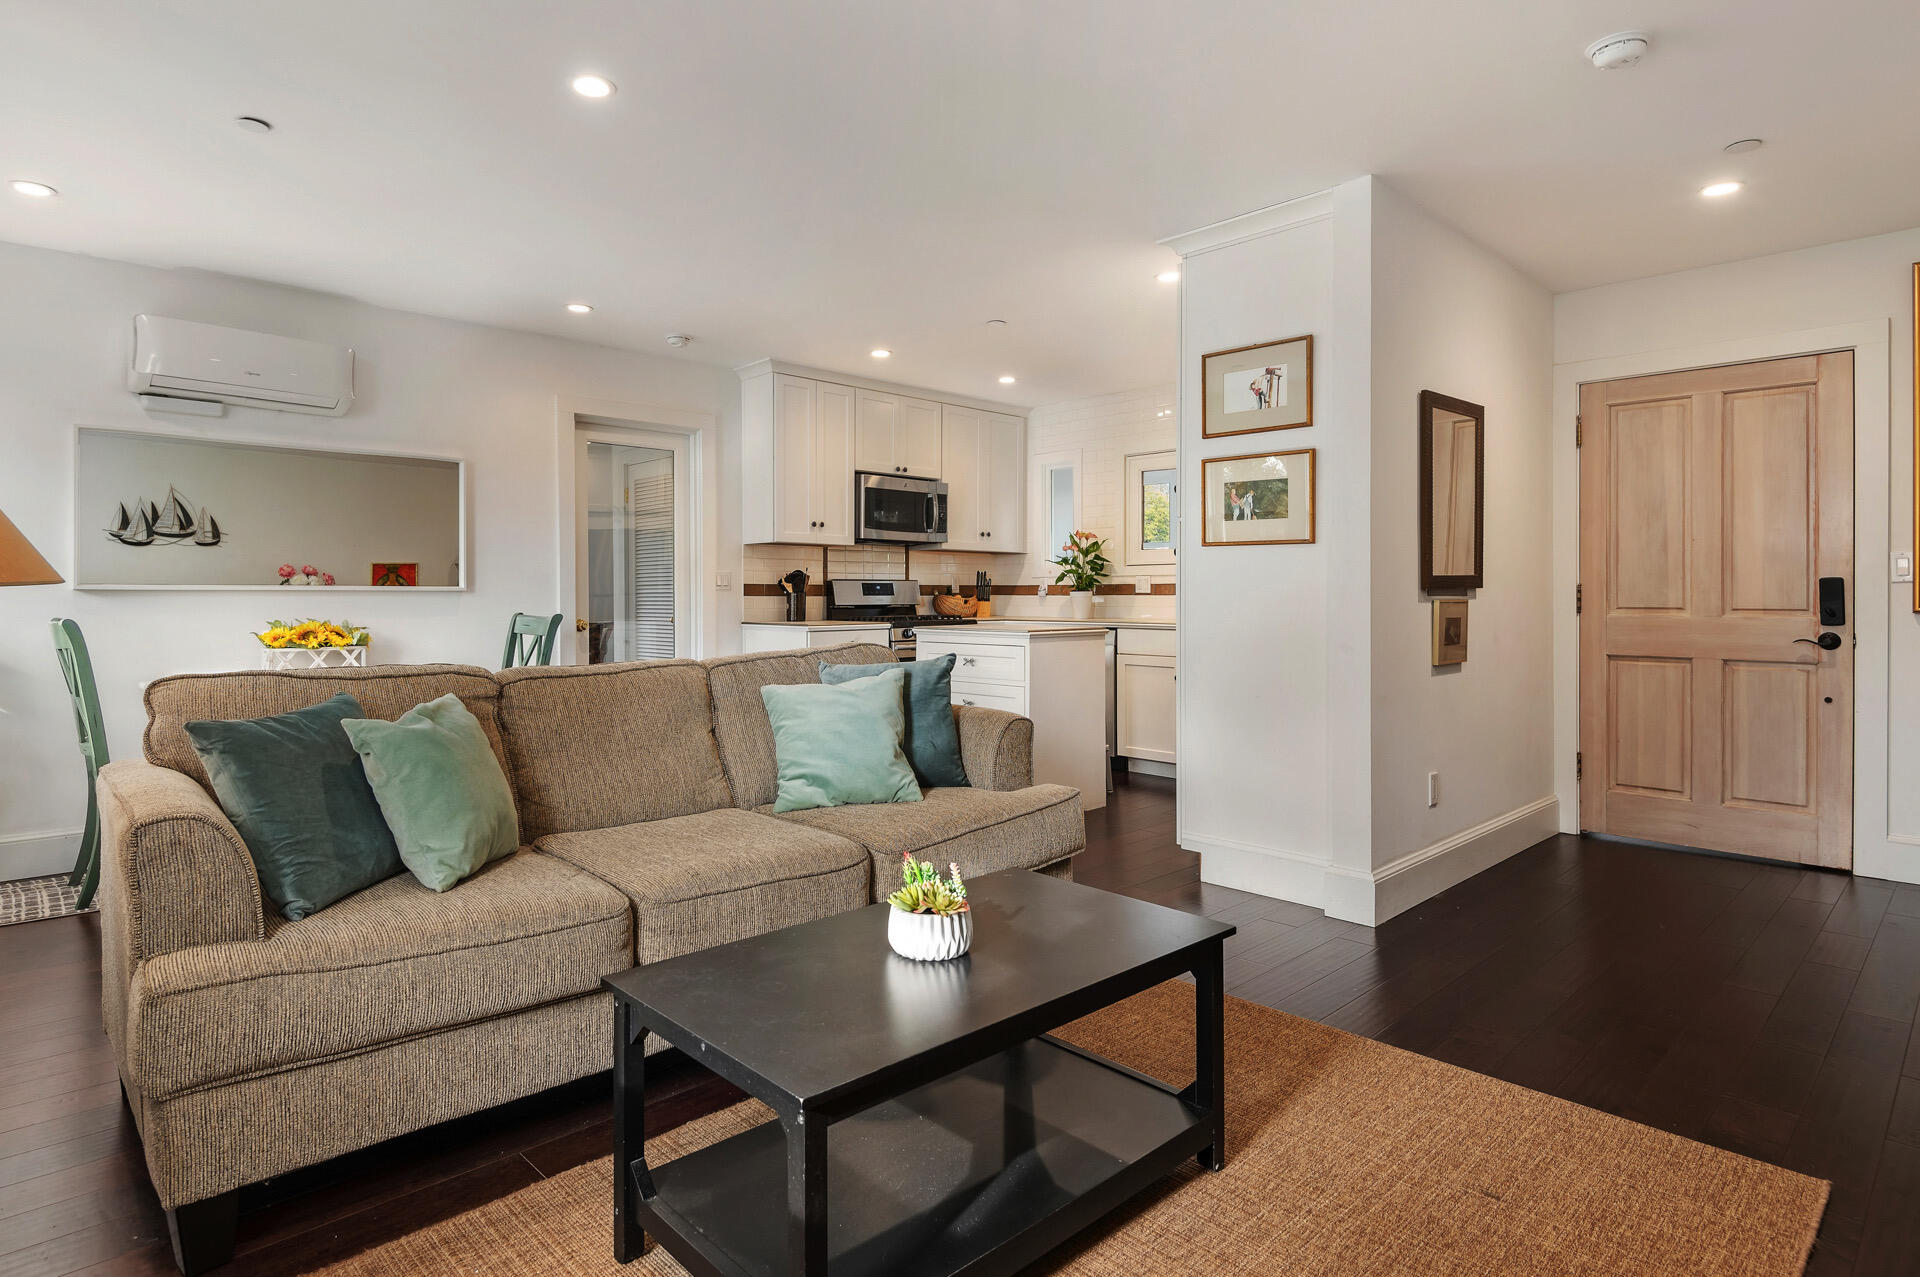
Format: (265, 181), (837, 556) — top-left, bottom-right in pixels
(856, 471), (948, 544)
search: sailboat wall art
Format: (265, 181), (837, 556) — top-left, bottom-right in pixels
(106, 486), (223, 548)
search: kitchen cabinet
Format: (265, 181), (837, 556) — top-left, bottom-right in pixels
(917, 623), (1106, 809)
(941, 405), (1025, 552)
(855, 390), (942, 478)
(1115, 628), (1176, 766)
(743, 372), (853, 546)
(740, 622), (890, 653)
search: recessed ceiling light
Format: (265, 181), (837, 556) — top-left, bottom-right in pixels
(998, 375), (1016, 385)
(566, 302), (594, 313)
(1723, 138), (1763, 155)
(571, 74), (616, 99)
(870, 348), (891, 359)
(235, 116), (273, 134)
(1700, 181), (1743, 199)
(1156, 270), (1181, 283)
(9, 180), (57, 198)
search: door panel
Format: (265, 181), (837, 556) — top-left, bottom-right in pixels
(854, 390), (900, 473)
(1579, 352), (1853, 868)
(772, 373), (817, 543)
(902, 397), (943, 477)
(813, 381), (855, 545)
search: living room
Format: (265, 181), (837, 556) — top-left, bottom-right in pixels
(3, 3), (1919, 1275)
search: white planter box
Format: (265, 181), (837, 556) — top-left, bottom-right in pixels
(261, 646), (368, 671)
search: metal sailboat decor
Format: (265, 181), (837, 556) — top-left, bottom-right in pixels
(106, 486), (222, 547)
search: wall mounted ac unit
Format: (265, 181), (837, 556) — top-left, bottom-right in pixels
(128, 315), (355, 416)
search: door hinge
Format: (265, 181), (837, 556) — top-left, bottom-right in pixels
(1576, 751), (1583, 782)
(1575, 413), (1583, 448)
(1575, 583), (1583, 614)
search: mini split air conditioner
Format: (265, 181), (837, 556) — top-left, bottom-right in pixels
(129, 315), (355, 416)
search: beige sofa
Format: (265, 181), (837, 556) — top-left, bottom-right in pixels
(94, 642), (1082, 1273)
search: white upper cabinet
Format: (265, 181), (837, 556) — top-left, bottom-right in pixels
(855, 390), (943, 478)
(744, 371), (854, 546)
(982, 411), (1026, 553)
(942, 405), (982, 544)
(812, 380), (855, 543)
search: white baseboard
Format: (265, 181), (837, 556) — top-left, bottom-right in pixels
(1189, 833), (1331, 910)
(0, 829), (82, 882)
(1125, 759), (1176, 779)
(1363, 796), (1561, 926)
(1185, 797), (1561, 927)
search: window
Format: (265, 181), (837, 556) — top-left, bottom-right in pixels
(1031, 450), (1083, 569)
(1046, 463), (1077, 556)
(1124, 450), (1177, 566)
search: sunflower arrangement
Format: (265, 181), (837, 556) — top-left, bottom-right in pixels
(256, 619), (369, 650)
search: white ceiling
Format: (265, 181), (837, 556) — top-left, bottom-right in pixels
(3, 1), (1917, 407)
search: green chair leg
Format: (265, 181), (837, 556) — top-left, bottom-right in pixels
(69, 787), (101, 909)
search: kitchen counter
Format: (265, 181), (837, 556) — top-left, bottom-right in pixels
(985, 615), (1176, 631)
(967, 621), (1111, 636)
(739, 618), (889, 627)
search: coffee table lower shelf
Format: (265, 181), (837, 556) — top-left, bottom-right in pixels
(631, 1036), (1212, 1277)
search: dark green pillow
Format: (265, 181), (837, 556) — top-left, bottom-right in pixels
(342, 694), (519, 892)
(185, 692), (403, 920)
(819, 653), (968, 788)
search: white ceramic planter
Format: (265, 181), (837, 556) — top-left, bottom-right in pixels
(262, 646), (368, 671)
(1070, 590), (1095, 619)
(887, 907), (973, 961)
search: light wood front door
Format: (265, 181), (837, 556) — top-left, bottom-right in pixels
(1578, 353), (1854, 867)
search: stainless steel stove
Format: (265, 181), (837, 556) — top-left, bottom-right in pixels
(824, 578), (976, 660)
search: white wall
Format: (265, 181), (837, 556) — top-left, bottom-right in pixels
(0, 239), (740, 877)
(1172, 179), (1376, 907)
(1363, 183), (1557, 917)
(1553, 226), (1920, 885)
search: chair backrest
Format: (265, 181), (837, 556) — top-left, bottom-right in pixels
(502, 612), (563, 668)
(51, 618), (109, 774)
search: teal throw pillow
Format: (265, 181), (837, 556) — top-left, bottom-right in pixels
(342, 694), (520, 892)
(761, 668), (924, 813)
(184, 693), (403, 921)
(819, 654), (968, 788)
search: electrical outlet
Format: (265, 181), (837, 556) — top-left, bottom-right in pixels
(1894, 552), (1914, 584)
(1134, 579), (1151, 594)
(1037, 583), (1049, 597)
(1426, 772), (1439, 808)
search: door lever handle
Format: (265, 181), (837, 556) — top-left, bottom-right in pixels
(1793, 632), (1842, 651)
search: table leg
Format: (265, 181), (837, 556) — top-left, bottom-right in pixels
(785, 1110), (828, 1274)
(613, 1000), (649, 1263)
(1193, 944), (1226, 1171)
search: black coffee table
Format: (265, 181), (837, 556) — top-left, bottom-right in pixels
(602, 869), (1233, 1276)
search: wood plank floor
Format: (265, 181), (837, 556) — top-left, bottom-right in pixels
(4, 774), (1917, 1275)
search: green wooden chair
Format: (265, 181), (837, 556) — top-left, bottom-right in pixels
(51, 619), (108, 909)
(502, 612), (563, 668)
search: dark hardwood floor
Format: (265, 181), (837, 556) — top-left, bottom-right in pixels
(4, 774), (1918, 1275)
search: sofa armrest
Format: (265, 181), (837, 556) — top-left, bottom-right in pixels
(952, 706), (1034, 792)
(97, 761), (265, 964)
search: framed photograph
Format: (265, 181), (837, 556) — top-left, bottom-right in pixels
(370, 561), (418, 587)
(1432, 599), (1469, 666)
(1201, 448), (1315, 546)
(1202, 334), (1312, 437)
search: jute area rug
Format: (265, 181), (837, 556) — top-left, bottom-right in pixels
(322, 982), (1826, 1277)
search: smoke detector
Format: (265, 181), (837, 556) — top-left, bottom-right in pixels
(1585, 31), (1650, 70)
(664, 334), (691, 348)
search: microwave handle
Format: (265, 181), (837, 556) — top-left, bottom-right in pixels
(926, 493), (937, 529)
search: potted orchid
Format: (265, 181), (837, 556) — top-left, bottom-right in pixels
(886, 853), (971, 961)
(1049, 530), (1109, 620)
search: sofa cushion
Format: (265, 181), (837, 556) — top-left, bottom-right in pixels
(768, 784), (1085, 900)
(705, 642), (896, 809)
(761, 670), (922, 813)
(536, 808), (870, 964)
(126, 849), (630, 1100)
(495, 661), (734, 841)
(146, 664), (505, 796)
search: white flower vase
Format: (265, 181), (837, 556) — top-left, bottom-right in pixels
(1070, 589), (1095, 619)
(888, 907), (972, 961)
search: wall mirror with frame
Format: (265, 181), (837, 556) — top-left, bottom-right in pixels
(74, 426), (466, 590)
(1123, 450), (1177, 567)
(1418, 391), (1484, 593)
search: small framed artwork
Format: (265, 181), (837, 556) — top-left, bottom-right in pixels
(1201, 448), (1315, 546)
(370, 561), (418, 587)
(1432, 599), (1469, 666)
(1202, 334), (1312, 437)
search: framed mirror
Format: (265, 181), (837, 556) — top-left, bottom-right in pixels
(74, 427), (465, 590)
(1418, 390), (1484, 593)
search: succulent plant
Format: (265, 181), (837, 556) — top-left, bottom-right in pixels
(887, 852), (969, 916)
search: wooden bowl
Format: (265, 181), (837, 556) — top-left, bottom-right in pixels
(931, 593), (979, 618)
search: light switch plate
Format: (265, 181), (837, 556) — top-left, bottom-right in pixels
(1893, 552), (1913, 584)
(716, 571), (731, 589)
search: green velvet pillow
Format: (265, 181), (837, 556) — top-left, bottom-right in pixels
(184, 693), (403, 921)
(342, 694), (520, 892)
(761, 668), (924, 813)
(819, 653), (968, 788)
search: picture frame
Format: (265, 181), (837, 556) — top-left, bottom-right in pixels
(1201, 334), (1312, 437)
(1201, 448), (1315, 546)
(1432, 599), (1469, 665)
(370, 561), (418, 587)
(1418, 390), (1485, 594)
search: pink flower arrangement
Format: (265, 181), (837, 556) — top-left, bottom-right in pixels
(278, 563), (337, 586)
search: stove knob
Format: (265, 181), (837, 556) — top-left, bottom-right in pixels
(900, 627), (916, 640)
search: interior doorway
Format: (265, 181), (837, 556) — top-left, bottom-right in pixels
(574, 424), (693, 663)
(1577, 352), (1854, 868)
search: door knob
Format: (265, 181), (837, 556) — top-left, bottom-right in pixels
(1792, 632), (1843, 651)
